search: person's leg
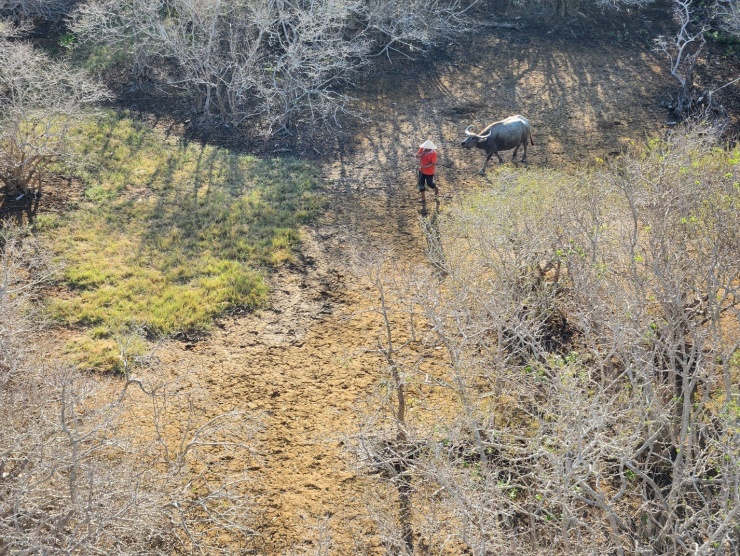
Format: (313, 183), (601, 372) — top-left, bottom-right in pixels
(418, 171), (426, 202)
(424, 174), (438, 197)
(430, 174), (438, 196)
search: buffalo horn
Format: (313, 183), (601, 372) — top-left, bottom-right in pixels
(465, 125), (492, 139)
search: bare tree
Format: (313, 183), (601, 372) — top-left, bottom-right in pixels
(69, 0), (166, 86)
(0, 27), (106, 217)
(349, 126), (739, 554)
(72, 0), (369, 131)
(714, 0), (740, 38)
(285, 514), (334, 556)
(654, 0), (712, 118)
(253, 0), (371, 133)
(145, 0), (257, 123)
(359, 0), (477, 59)
(0, 224), (54, 390)
(0, 227), (261, 554)
(71, 0), (477, 132)
(0, 0), (76, 20)
(348, 250), (428, 555)
(514, 0), (657, 18)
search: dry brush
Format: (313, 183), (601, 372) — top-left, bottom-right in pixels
(349, 126), (740, 555)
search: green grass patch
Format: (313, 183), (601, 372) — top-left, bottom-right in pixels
(40, 111), (324, 369)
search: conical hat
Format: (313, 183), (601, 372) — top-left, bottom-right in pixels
(419, 139), (436, 150)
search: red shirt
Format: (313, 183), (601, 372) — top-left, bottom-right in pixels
(417, 149), (437, 175)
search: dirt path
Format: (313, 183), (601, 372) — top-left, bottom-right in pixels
(151, 192), (431, 553)
(130, 7), (732, 554)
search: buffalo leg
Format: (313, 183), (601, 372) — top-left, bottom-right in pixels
(521, 141), (528, 162)
(479, 151), (495, 175)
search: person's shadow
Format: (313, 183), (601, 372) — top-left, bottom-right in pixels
(420, 198), (446, 277)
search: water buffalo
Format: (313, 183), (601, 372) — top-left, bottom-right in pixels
(461, 115), (534, 175)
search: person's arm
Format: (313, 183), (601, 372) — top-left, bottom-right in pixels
(420, 152), (436, 170)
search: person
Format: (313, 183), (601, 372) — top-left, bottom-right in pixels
(415, 139), (438, 203)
